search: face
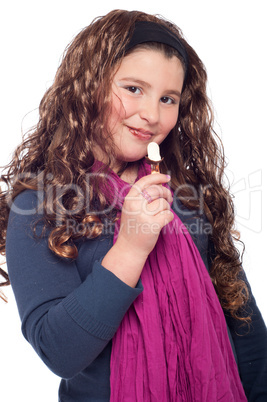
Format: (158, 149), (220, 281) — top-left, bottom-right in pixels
(99, 48), (184, 170)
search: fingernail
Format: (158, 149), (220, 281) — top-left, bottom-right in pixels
(165, 175), (171, 181)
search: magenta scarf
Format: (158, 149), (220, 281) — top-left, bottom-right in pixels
(98, 161), (247, 401)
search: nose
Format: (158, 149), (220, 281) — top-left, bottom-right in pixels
(139, 98), (160, 125)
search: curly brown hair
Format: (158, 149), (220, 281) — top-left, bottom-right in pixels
(0, 9), (249, 321)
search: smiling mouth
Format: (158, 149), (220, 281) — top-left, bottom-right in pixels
(128, 126), (153, 140)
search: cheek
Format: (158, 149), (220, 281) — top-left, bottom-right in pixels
(110, 92), (137, 123)
(118, 94), (138, 120)
(163, 109), (179, 133)
(109, 93), (126, 126)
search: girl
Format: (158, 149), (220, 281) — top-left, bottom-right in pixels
(0, 9), (266, 401)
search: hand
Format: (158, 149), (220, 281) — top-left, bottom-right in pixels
(102, 173), (174, 287)
(116, 173), (174, 260)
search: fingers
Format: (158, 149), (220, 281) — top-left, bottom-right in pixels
(130, 173), (171, 196)
(123, 186), (172, 216)
(137, 208), (174, 233)
(126, 174), (172, 206)
(145, 197), (171, 215)
(140, 184), (173, 205)
(109, 171), (175, 284)
(156, 209), (174, 228)
(118, 174), (174, 256)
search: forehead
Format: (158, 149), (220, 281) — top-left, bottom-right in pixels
(114, 48), (185, 89)
(120, 47), (182, 68)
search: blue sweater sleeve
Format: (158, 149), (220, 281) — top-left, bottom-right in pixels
(6, 190), (143, 379)
(225, 286), (267, 401)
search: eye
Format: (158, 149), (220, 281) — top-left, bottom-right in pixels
(160, 96), (175, 105)
(125, 86), (141, 94)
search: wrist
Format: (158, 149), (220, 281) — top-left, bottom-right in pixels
(101, 241), (148, 288)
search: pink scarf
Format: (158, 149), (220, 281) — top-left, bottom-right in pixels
(97, 161), (247, 401)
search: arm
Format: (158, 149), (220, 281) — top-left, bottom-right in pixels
(225, 283), (267, 401)
(102, 173), (173, 287)
(6, 190), (142, 379)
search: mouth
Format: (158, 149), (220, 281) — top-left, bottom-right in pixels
(127, 126), (153, 140)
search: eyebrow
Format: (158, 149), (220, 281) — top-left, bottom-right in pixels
(118, 77), (181, 98)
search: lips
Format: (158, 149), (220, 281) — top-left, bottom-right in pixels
(128, 126), (153, 140)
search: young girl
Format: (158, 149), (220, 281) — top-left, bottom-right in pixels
(0, 9), (266, 401)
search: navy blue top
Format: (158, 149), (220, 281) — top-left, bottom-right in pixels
(6, 190), (267, 401)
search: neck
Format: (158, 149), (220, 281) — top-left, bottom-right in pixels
(117, 162), (139, 184)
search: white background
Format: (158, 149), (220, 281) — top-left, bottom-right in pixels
(0, 1), (266, 400)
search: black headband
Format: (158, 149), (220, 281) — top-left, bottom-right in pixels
(125, 21), (189, 79)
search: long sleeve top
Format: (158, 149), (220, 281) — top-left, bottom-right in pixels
(6, 190), (267, 401)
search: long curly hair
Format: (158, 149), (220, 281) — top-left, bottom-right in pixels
(0, 9), (249, 321)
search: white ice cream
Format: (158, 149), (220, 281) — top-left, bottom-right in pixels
(147, 142), (161, 162)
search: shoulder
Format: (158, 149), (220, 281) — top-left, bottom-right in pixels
(9, 189), (43, 215)
(7, 190), (45, 236)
